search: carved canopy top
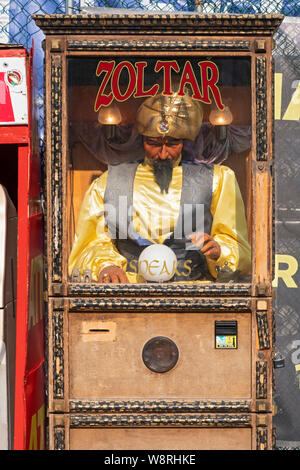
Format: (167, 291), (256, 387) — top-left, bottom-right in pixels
(33, 13), (283, 37)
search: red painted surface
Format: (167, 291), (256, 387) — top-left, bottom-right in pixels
(0, 125), (29, 144)
(14, 143), (30, 450)
(0, 46), (45, 450)
(0, 48), (28, 58)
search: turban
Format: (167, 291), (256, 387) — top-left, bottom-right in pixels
(136, 93), (203, 141)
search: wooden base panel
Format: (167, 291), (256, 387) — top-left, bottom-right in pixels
(49, 413), (273, 450)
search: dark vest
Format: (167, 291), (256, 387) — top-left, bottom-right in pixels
(104, 161), (214, 281)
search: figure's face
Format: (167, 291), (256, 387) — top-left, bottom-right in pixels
(143, 136), (183, 166)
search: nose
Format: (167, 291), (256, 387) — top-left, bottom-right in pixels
(159, 144), (169, 160)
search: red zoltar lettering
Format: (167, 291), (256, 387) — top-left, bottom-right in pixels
(198, 60), (223, 109)
(135, 62), (159, 98)
(94, 60), (115, 110)
(177, 60), (203, 100)
(154, 60), (180, 96)
(112, 61), (136, 102)
(94, 59), (224, 112)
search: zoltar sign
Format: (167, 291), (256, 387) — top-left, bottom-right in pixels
(94, 59), (225, 112)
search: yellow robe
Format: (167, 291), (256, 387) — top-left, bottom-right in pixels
(68, 161), (251, 282)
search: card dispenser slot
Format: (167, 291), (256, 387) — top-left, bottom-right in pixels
(215, 321), (238, 349)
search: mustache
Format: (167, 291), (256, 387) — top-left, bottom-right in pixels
(153, 158), (173, 194)
(153, 157), (173, 167)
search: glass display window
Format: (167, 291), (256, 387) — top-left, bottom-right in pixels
(67, 55), (252, 285)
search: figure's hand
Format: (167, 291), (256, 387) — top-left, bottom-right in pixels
(188, 232), (221, 261)
(98, 265), (129, 283)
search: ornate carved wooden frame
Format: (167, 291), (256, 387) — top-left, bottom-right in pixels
(35, 13), (282, 451)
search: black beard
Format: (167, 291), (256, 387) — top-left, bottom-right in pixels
(152, 158), (173, 194)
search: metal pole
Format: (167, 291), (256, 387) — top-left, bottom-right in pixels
(65, 0), (74, 14)
(194, 0), (203, 12)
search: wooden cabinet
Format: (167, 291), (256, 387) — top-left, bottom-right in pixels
(34, 12), (282, 450)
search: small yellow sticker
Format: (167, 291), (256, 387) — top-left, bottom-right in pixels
(216, 335), (237, 349)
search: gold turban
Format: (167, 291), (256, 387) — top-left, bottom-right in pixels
(136, 93), (203, 141)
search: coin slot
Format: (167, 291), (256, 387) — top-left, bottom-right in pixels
(81, 321), (116, 342)
(89, 329), (110, 333)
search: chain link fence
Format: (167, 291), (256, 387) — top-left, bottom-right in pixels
(2, 0), (300, 47)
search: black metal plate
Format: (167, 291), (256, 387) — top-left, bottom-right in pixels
(142, 336), (179, 373)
